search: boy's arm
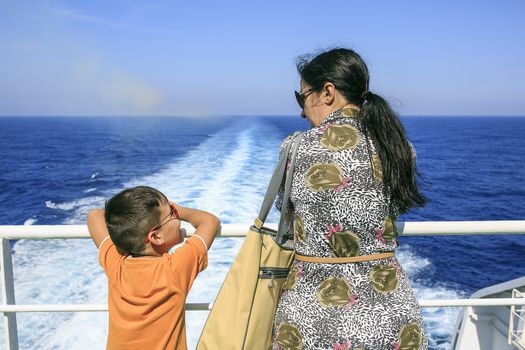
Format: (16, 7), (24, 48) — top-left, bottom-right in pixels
(174, 204), (221, 249)
(87, 209), (109, 248)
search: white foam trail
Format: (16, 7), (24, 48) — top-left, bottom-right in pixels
(23, 218), (37, 225)
(83, 188), (97, 193)
(396, 245), (432, 277)
(45, 196), (106, 224)
(124, 119), (283, 223)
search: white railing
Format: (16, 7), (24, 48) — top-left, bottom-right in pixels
(509, 289), (525, 349)
(1, 220), (525, 350)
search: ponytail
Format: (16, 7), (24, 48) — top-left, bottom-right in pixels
(360, 91), (426, 213)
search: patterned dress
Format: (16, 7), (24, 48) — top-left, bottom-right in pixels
(272, 107), (427, 350)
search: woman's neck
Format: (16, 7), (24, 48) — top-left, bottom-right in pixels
(316, 103), (360, 125)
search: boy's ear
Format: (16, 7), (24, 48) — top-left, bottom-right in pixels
(147, 231), (165, 246)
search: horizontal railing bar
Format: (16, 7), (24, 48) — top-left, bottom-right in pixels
(418, 298), (525, 307)
(1, 221), (525, 240)
(0, 303), (210, 312)
(1, 298), (525, 313)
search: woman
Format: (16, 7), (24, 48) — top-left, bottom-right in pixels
(273, 48), (428, 350)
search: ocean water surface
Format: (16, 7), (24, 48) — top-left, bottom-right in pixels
(0, 115), (524, 349)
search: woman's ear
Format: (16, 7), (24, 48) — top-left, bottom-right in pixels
(322, 83), (336, 105)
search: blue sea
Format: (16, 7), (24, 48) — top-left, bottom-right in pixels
(0, 115), (524, 350)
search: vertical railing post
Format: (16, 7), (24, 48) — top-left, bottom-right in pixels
(0, 238), (19, 350)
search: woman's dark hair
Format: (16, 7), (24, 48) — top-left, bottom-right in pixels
(104, 186), (168, 255)
(297, 48), (426, 213)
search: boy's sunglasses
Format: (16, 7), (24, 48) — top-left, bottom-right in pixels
(145, 203), (180, 243)
(294, 87), (315, 109)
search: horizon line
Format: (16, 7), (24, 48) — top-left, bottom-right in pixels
(1, 114), (525, 118)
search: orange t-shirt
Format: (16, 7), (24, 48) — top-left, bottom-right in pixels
(99, 235), (208, 350)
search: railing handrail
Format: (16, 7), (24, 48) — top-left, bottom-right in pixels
(1, 298), (525, 313)
(1, 220), (525, 240)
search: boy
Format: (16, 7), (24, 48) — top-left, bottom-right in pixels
(87, 186), (221, 350)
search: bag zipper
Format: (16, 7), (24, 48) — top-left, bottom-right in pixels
(259, 267), (290, 288)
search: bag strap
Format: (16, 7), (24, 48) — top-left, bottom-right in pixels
(275, 132), (304, 245)
(254, 132), (303, 228)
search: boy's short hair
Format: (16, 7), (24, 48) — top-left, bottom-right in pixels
(104, 186), (168, 255)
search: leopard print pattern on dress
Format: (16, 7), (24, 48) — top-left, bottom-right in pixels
(273, 108), (427, 350)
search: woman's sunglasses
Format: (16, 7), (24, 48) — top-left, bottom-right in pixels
(294, 87), (315, 109)
(145, 203), (180, 243)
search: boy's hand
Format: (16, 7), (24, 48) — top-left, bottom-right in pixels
(87, 209), (109, 248)
(174, 204), (221, 250)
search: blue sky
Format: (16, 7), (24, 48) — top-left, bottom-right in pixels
(1, 0), (524, 117)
